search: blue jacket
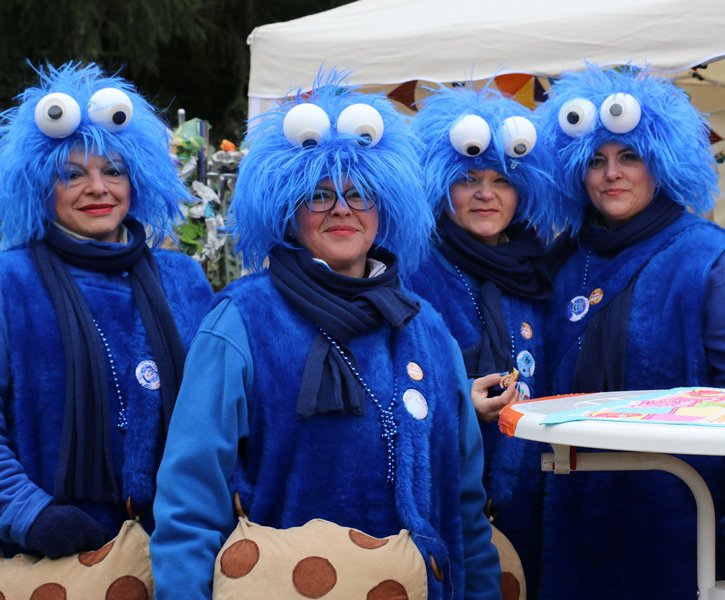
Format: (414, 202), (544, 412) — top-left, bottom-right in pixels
(542, 213), (725, 600)
(151, 270), (502, 600)
(0, 245), (212, 553)
(408, 247), (547, 597)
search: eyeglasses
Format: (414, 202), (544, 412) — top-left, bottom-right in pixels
(305, 187), (375, 212)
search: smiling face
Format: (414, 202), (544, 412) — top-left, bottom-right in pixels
(294, 179), (379, 278)
(54, 150), (131, 242)
(445, 168), (518, 245)
(584, 142), (657, 227)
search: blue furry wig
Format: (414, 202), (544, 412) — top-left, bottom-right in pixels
(538, 64), (718, 231)
(0, 62), (188, 249)
(230, 71), (433, 274)
(413, 84), (563, 240)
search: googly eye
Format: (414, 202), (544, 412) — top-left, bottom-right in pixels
(557, 98), (597, 137)
(34, 93), (81, 138)
(600, 93), (641, 134)
(336, 103), (384, 147)
(87, 88), (134, 131)
(449, 114), (491, 157)
(282, 103), (331, 148)
(500, 116), (537, 157)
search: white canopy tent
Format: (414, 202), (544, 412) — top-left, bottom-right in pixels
(247, 0), (725, 116)
(246, 0), (725, 219)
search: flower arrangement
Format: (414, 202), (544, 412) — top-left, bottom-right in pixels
(171, 117), (245, 290)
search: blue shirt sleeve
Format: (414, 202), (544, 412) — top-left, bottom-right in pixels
(151, 298), (252, 600)
(0, 289), (53, 547)
(704, 252), (725, 386)
(453, 335), (502, 599)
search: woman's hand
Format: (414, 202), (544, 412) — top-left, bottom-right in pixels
(471, 372), (520, 422)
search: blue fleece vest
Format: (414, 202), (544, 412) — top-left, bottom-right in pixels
(548, 213), (724, 393)
(222, 272), (466, 599)
(0, 248), (211, 544)
(408, 248), (547, 596)
(541, 214), (725, 600)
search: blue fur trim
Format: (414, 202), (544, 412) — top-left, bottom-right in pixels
(230, 70), (433, 274)
(537, 64), (719, 232)
(0, 62), (189, 249)
(414, 84), (565, 241)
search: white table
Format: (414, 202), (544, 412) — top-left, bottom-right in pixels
(499, 390), (725, 599)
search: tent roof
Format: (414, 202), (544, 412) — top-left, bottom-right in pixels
(247, 0), (725, 99)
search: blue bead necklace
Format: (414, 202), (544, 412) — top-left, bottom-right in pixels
(321, 329), (398, 484)
(566, 249), (593, 350)
(92, 318), (128, 432)
(453, 264), (516, 363)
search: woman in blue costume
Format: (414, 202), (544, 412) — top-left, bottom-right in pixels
(0, 63), (212, 559)
(408, 84), (563, 597)
(151, 73), (502, 600)
(538, 65), (725, 599)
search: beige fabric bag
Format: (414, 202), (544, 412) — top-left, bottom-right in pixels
(213, 506), (428, 600)
(490, 524), (526, 600)
(0, 519), (153, 600)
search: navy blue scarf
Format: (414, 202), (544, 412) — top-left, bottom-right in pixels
(29, 218), (186, 503)
(268, 244), (420, 418)
(437, 217), (552, 377)
(573, 193), (684, 392)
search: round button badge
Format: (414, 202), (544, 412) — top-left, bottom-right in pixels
(406, 361), (424, 381)
(403, 388), (428, 420)
(567, 295), (590, 322)
(516, 350), (536, 377)
(589, 288), (604, 305)
(135, 360), (161, 390)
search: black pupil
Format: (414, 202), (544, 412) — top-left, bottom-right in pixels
(466, 145), (480, 156)
(358, 133), (372, 146)
(48, 105), (63, 120)
(302, 139), (318, 148)
(567, 111), (580, 125)
(609, 104), (623, 117)
(514, 143), (527, 156)
(112, 111), (127, 125)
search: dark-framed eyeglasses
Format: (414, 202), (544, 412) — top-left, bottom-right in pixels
(305, 187), (376, 213)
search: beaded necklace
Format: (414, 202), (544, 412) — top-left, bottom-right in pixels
(566, 249), (593, 350)
(321, 329), (398, 484)
(92, 318), (128, 432)
(453, 264), (539, 398)
(453, 264), (516, 364)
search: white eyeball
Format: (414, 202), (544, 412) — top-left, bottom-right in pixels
(282, 103), (331, 148)
(34, 93), (81, 138)
(500, 116), (537, 157)
(600, 93), (641, 134)
(336, 103), (384, 147)
(449, 114), (491, 157)
(87, 88), (134, 131)
(557, 98), (597, 137)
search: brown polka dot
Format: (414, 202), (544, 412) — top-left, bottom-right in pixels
(105, 576), (149, 600)
(78, 539), (114, 566)
(348, 529), (389, 549)
(30, 583), (66, 600)
(292, 556), (337, 598)
(500, 572), (521, 600)
(220, 539), (260, 578)
(0, 593), (5, 600)
(366, 579), (409, 600)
